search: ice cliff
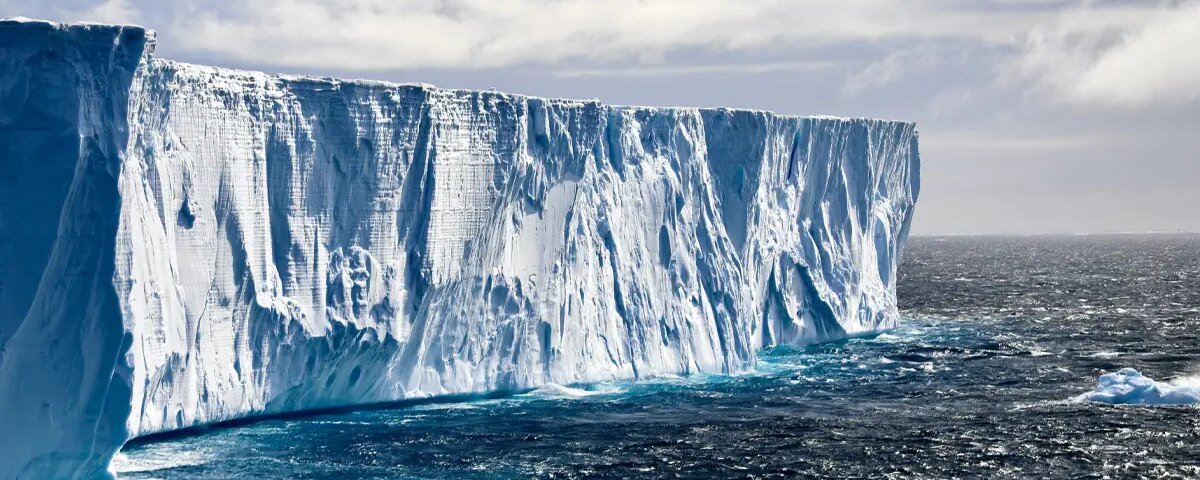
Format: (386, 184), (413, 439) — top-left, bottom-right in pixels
(0, 19), (920, 479)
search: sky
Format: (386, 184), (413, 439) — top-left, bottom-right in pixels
(4, 0), (1199, 234)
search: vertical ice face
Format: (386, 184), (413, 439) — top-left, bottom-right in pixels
(700, 111), (920, 347)
(0, 19), (919, 479)
(0, 18), (151, 479)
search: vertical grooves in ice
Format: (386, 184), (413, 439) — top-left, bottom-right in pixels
(0, 20), (919, 479)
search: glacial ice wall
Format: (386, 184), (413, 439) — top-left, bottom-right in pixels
(0, 18), (147, 479)
(0, 19), (919, 479)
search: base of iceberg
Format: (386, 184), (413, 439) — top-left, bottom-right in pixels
(0, 18), (919, 479)
(1077, 368), (1200, 405)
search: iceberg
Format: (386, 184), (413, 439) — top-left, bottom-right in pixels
(0, 19), (920, 479)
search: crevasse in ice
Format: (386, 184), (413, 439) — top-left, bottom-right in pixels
(0, 19), (919, 479)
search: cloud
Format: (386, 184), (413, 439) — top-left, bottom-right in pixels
(923, 130), (1095, 153)
(79, 0), (139, 24)
(10, 0), (1200, 108)
(842, 46), (960, 95)
(843, 50), (913, 95)
(1016, 1), (1200, 107)
(164, 0), (1055, 70)
(1072, 4), (1200, 106)
(554, 61), (837, 78)
(0, 0), (139, 24)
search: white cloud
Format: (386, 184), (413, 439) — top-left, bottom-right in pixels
(166, 0), (1053, 70)
(1016, 1), (1200, 107)
(843, 50), (912, 95)
(0, 0), (140, 24)
(554, 61), (837, 78)
(80, 0), (139, 24)
(1072, 4), (1200, 106)
(84, 0), (138, 23)
(842, 46), (960, 95)
(12, 0), (1200, 108)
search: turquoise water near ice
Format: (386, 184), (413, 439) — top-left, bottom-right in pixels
(118, 235), (1200, 479)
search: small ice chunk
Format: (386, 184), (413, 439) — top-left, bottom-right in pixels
(1076, 368), (1200, 405)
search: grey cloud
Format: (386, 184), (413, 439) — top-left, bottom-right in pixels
(2, 0), (1197, 234)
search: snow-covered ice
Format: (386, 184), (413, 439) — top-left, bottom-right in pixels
(1077, 368), (1200, 405)
(0, 19), (920, 479)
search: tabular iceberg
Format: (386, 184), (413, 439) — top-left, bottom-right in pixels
(0, 18), (920, 479)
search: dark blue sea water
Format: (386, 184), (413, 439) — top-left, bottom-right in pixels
(117, 235), (1200, 479)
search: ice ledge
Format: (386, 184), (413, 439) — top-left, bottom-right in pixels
(0, 18), (912, 127)
(0, 16), (151, 33)
(0, 17), (157, 54)
(162, 57), (913, 125)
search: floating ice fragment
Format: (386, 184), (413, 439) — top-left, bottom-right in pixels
(1076, 368), (1200, 405)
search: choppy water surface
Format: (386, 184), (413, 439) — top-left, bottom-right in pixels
(119, 234), (1200, 479)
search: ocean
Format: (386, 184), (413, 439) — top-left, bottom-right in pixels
(117, 234), (1200, 479)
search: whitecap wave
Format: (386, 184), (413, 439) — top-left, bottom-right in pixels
(1076, 368), (1200, 405)
(520, 383), (624, 399)
(110, 447), (211, 475)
